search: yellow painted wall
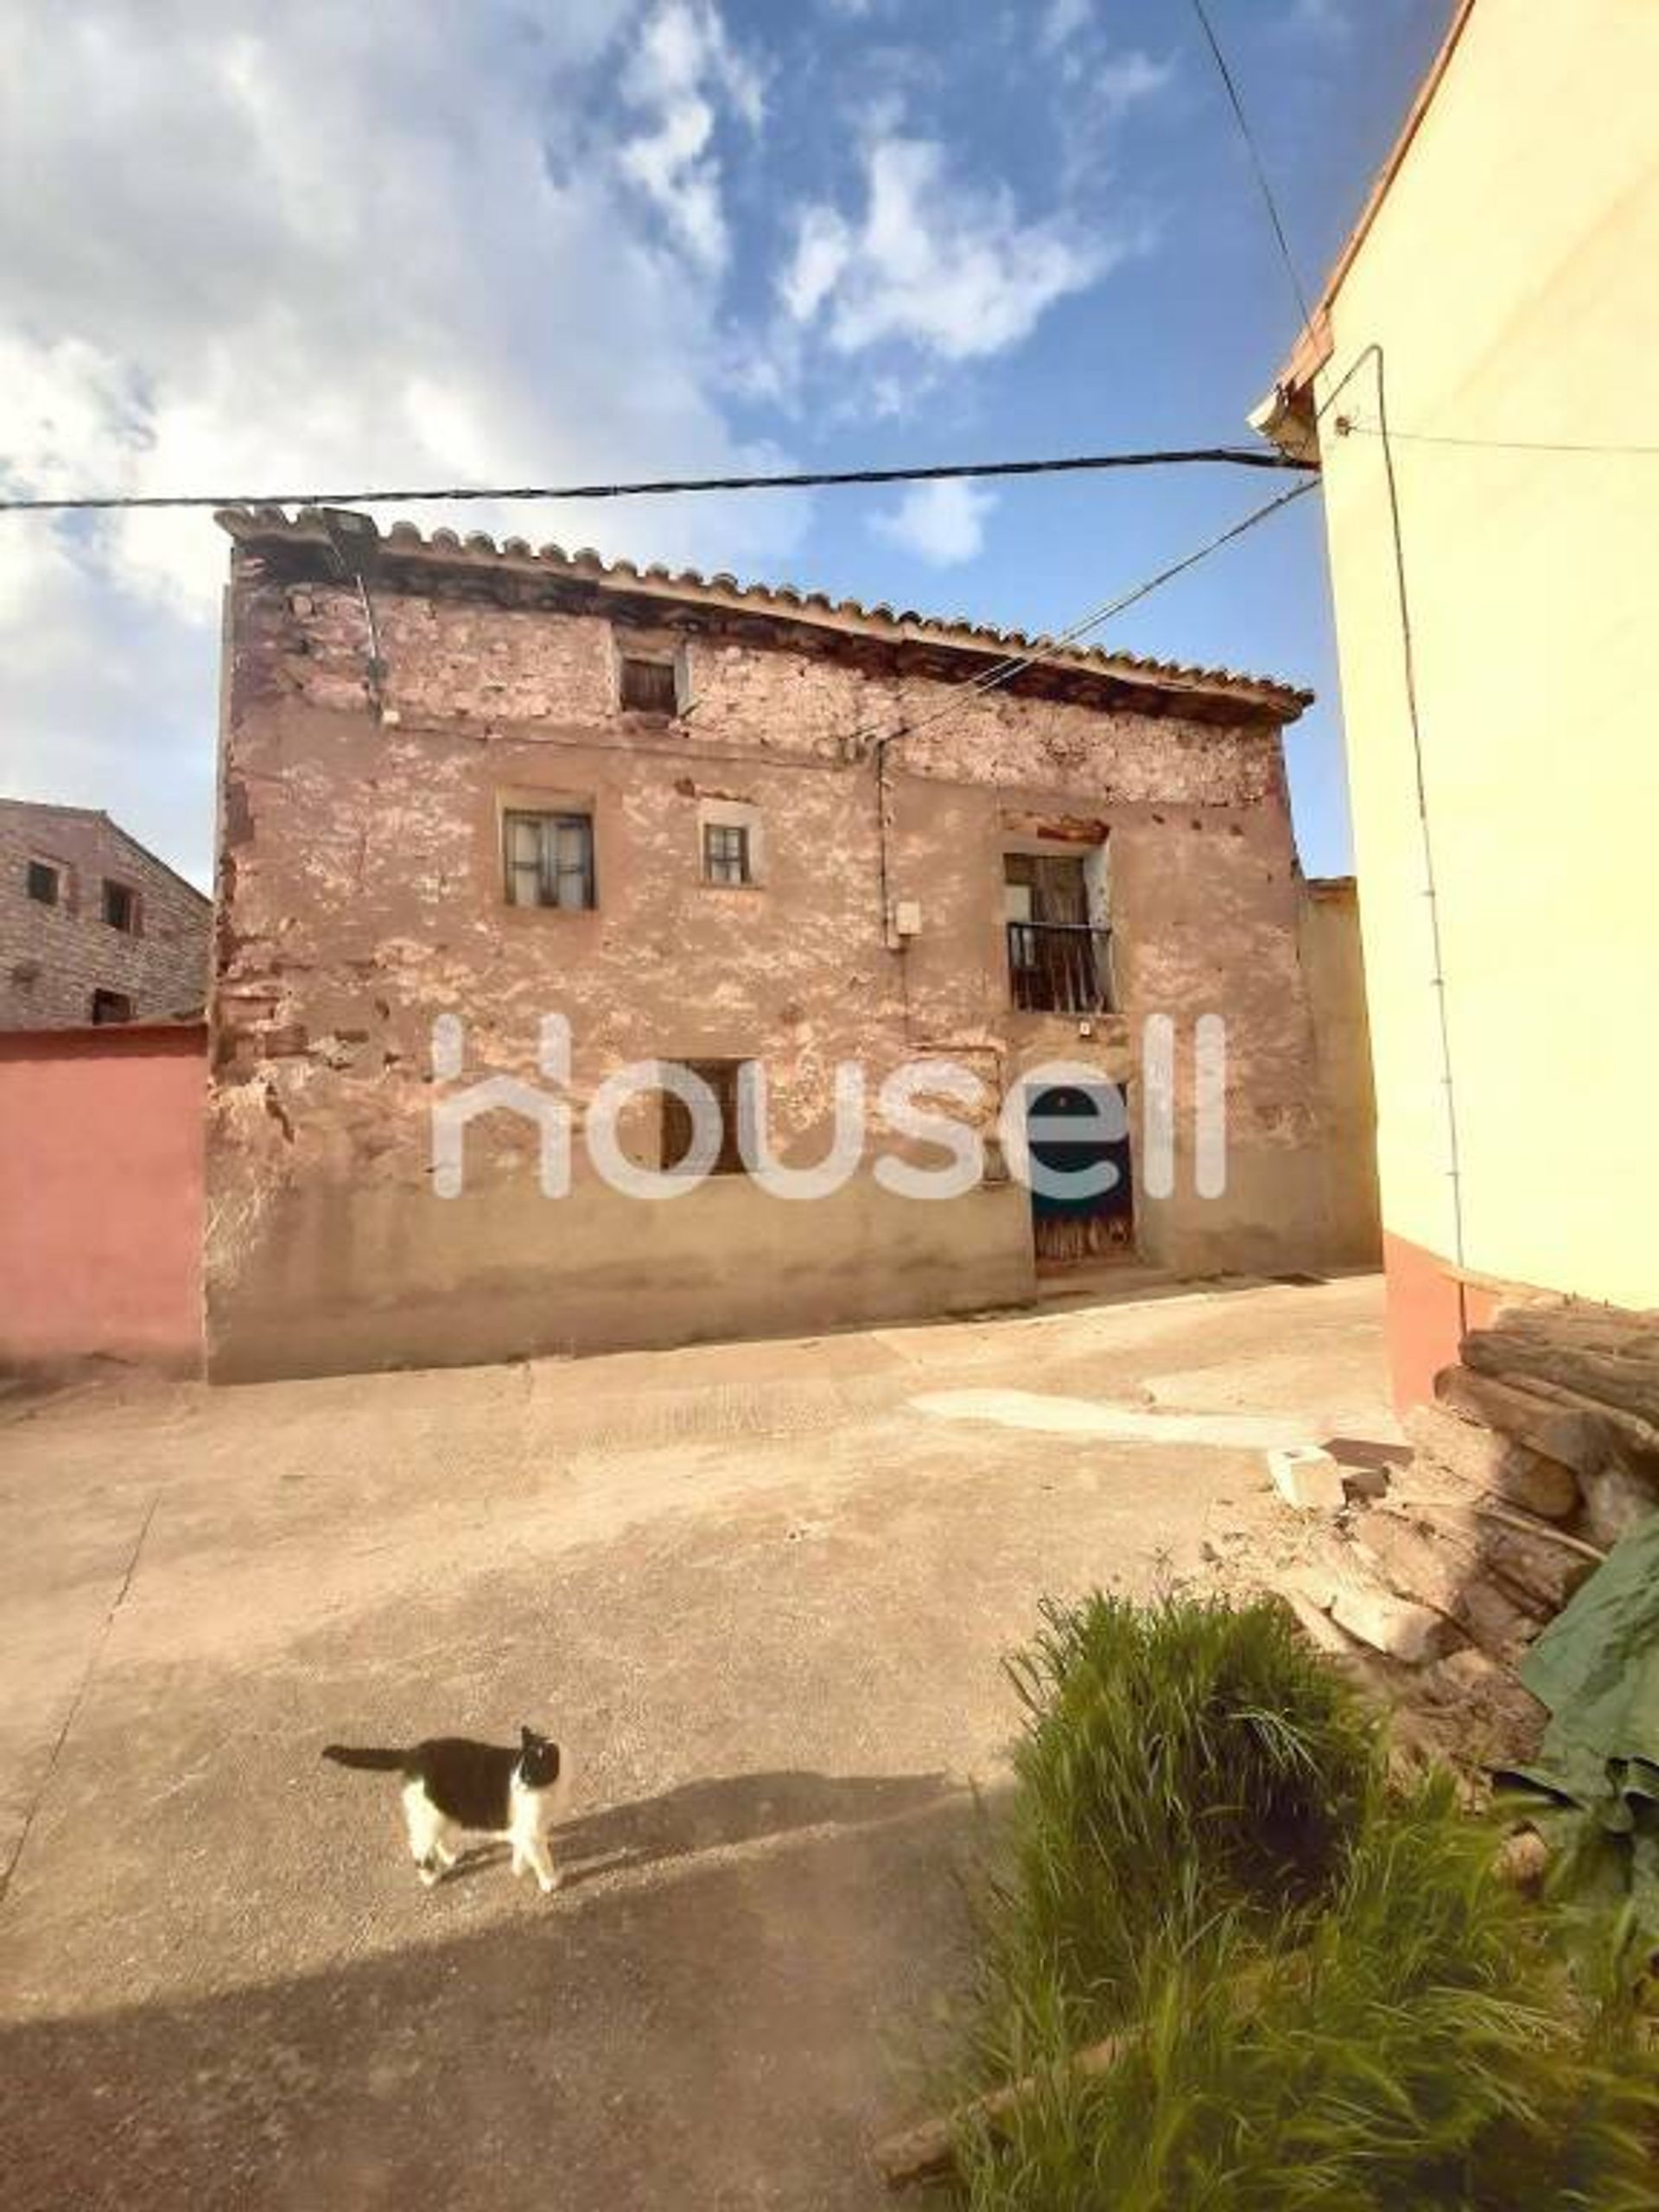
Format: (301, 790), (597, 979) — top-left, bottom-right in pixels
(1312, 0), (1659, 1307)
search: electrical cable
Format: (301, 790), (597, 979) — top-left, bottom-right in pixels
(858, 475), (1317, 758)
(1188, 0), (1315, 339)
(858, 475), (1318, 950)
(1318, 346), (1468, 1307)
(1334, 419), (1659, 458)
(0, 444), (1309, 519)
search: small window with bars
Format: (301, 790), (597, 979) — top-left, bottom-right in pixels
(660, 1058), (748, 1177)
(619, 654), (680, 715)
(702, 821), (751, 886)
(26, 859), (60, 906)
(102, 879), (140, 933)
(503, 810), (595, 910)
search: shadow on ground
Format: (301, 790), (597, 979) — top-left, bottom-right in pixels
(0, 1775), (982, 2212)
(536, 1766), (958, 1886)
(442, 1767), (958, 1887)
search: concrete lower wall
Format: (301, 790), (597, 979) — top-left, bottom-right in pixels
(204, 1116), (1354, 1383)
(206, 1167), (1036, 1382)
(0, 1023), (205, 1370)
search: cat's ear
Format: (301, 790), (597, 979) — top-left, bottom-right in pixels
(521, 1723), (536, 1750)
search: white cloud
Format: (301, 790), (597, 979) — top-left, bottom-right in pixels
(872, 479), (995, 567)
(0, 524), (216, 886)
(1285, 0), (1354, 35)
(1096, 49), (1176, 116)
(1040, 0), (1093, 53)
(1039, 4), (1172, 106)
(0, 0), (803, 882)
(618, 0), (765, 270)
(780, 134), (1112, 362)
(779, 205), (851, 321)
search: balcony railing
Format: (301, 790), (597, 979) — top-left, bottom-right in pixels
(1007, 920), (1114, 1014)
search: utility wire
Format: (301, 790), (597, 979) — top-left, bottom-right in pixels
(1336, 418), (1659, 457)
(1188, 0), (1316, 338)
(861, 476), (1318, 755)
(1320, 345), (1468, 1297)
(0, 444), (1308, 519)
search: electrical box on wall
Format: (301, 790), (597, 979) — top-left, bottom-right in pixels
(892, 899), (923, 938)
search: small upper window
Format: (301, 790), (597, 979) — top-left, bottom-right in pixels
(702, 822), (752, 887)
(102, 880), (139, 934)
(619, 654), (679, 715)
(26, 859), (60, 906)
(90, 988), (134, 1025)
(504, 810), (595, 910)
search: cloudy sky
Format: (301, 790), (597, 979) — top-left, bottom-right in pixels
(0, 0), (1451, 887)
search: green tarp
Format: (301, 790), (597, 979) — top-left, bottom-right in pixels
(1501, 1512), (1659, 1936)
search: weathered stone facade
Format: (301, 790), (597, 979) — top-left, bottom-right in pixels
(0, 799), (210, 1031)
(207, 508), (1374, 1381)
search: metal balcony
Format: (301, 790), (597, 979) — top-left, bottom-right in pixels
(1007, 920), (1113, 1014)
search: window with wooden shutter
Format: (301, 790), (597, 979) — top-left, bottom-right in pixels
(660, 1058), (748, 1176)
(502, 810), (595, 910)
(619, 654), (680, 715)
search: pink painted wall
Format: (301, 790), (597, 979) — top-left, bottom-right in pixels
(0, 1022), (205, 1370)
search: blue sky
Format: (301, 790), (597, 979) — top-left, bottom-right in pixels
(0, 0), (1452, 885)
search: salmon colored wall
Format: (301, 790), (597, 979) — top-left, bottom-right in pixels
(0, 1023), (205, 1370)
(1382, 1227), (1501, 1414)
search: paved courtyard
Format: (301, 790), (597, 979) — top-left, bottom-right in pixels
(0, 1274), (1392, 2209)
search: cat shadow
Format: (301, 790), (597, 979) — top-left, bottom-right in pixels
(442, 1768), (962, 1891)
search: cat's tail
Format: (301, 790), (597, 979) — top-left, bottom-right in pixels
(321, 1744), (410, 1772)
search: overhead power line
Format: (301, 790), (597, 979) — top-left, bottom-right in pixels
(1335, 418), (1659, 458)
(1188, 0), (1316, 340)
(0, 443), (1310, 518)
(863, 475), (1319, 753)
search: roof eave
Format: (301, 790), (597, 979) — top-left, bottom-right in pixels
(1268, 0), (1480, 404)
(217, 505), (1313, 725)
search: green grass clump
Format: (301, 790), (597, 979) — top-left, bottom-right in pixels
(956, 1593), (1655, 2210)
(987, 1592), (1381, 2042)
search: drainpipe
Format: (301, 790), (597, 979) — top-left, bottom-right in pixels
(1282, 343), (1469, 1325)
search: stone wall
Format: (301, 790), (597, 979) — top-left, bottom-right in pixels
(207, 528), (1361, 1378)
(1298, 877), (1383, 1266)
(0, 802), (210, 1030)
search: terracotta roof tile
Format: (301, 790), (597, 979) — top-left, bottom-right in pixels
(215, 505), (1313, 718)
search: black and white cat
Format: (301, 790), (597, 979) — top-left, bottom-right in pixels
(323, 1726), (570, 1891)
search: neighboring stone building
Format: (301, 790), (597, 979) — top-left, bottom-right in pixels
(207, 505), (1380, 1381)
(1, 798), (210, 1031)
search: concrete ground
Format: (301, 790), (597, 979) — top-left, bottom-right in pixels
(0, 1273), (1393, 2210)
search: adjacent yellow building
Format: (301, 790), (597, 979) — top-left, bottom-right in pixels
(1256, 0), (1659, 1403)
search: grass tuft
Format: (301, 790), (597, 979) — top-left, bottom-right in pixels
(954, 1593), (1656, 2209)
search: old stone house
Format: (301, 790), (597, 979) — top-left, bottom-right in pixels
(207, 505), (1378, 1381)
(0, 798), (209, 1031)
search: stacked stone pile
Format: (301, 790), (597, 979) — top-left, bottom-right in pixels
(1274, 1302), (1659, 1766)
